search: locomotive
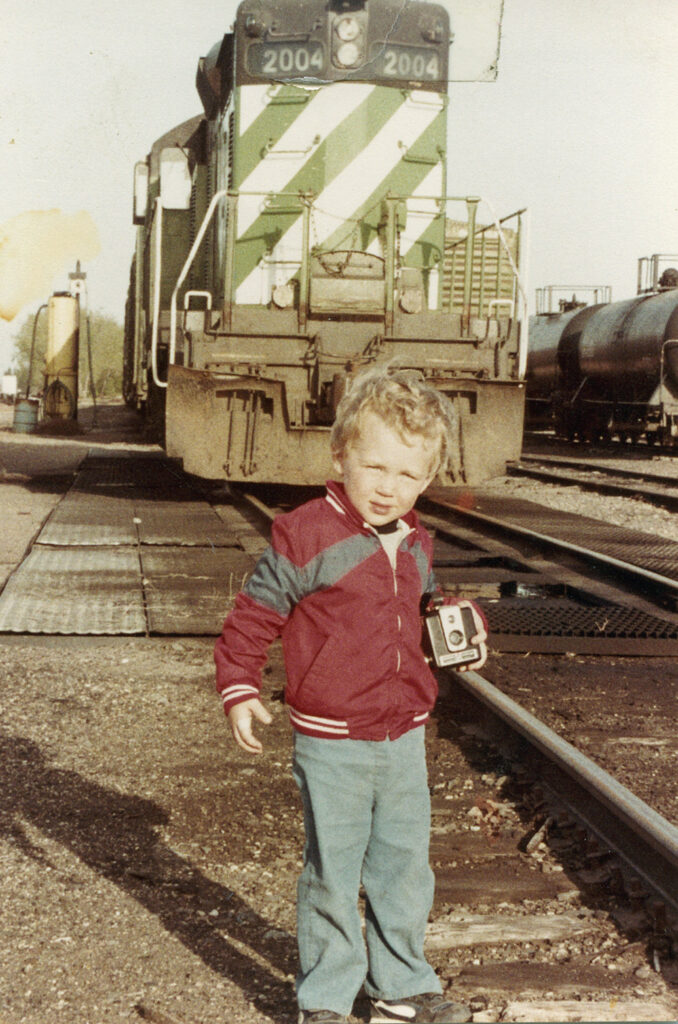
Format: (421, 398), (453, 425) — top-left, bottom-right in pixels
(124, 0), (528, 485)
(526, 255), (678, 445)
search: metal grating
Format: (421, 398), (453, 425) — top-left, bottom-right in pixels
(482, 597), (678, 639)
(74, 454), (188, 490)
(37, 492), (139, 546)
(0, 547), (146, 634)
(12, 454), (673, 642)
(0, 452), (257, 635)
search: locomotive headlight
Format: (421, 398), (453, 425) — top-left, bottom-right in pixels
(244, 13), (265, 37)
(332, 14), (364, 69)
(335, 41), (361, 67)
(421, 18), (445, 43)
(336, 16), (360, 41)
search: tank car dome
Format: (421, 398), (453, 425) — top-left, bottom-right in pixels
(659, 268), (678, 290)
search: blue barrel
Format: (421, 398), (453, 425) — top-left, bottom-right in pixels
(13, 398), (40, 434)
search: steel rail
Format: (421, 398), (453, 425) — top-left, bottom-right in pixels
(509, 461), (678, 513)
(519, 454), (678, 487)
(451, 668), (678, 915)
(237, 489), (276, 525)
(427, 495), (678, 608)
(230, 486), (678, 915)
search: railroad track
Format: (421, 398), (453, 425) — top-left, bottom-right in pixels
(3, 448), (676, 640)
(444, 667), (678, 931)
(2, 452), (678, 1019)
(523, 429), (678, 458)
(243, 481), (678, 653)
(232, 487), (678, 951)
(232, 489), (678, 1017)
(507, 455), (678, 513)
(417, 494), (678, 662)
(415, 659), (678, 1022)
(433, 493), (678, 611)
(245, 480), (678, 611)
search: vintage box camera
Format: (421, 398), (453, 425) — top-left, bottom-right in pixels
(423, 599), (482, 669)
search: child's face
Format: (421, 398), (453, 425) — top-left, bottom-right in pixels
(332, 410), (438, 526)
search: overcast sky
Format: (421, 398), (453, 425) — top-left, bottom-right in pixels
(2, 0), (677, 372)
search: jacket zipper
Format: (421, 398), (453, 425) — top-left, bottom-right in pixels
(392, 556), (402, 674)
(373, 528), (409, 677)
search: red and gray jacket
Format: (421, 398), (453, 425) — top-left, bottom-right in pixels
(214, 480), (439, 741)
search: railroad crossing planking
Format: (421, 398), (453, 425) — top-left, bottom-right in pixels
(0, 453), (256, 636)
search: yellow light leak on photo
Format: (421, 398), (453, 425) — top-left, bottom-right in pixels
(0, 210), (100, 321)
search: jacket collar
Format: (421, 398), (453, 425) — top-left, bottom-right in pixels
(325, 480), (418, 536)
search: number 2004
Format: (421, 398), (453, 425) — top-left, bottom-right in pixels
(261, 46), (325, 74)
(382, 49), (440, 79)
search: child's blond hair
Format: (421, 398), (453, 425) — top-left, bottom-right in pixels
(330, 365), (456, 474)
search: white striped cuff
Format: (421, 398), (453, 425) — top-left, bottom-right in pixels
(221, 684), (259, 706)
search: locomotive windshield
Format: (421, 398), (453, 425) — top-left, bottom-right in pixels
(236, 0), (449, 89)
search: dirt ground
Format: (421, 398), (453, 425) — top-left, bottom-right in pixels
(0, 631), (304, 1024)
(0, 400), (301, 1021)
(1, 402), (678, 1024)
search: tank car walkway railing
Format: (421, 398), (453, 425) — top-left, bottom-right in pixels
(535, 284), (612, 314)
(637, 253), (678, 294)
(157, 190), (529, 386)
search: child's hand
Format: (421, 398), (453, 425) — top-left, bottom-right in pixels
(448, 598), (488, 673)
(228, 698), (273, 754)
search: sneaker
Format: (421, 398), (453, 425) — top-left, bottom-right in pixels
(370, 992), (471, 1023)
(298, 1011), (348, 1023)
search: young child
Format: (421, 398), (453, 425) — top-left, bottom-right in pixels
(214, 366), (487, 1024)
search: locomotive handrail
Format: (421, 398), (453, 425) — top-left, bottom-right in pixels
(165, 189), (229, 385)
(448, 203), (532, 303)
(473, 197), (529, 377)
(446, 193), (532, 374)
(488, 298), (514, 317)
(380, 193), (529, 343)
(168, 188), (315, 367)
(166, 188), (530, 378)
(512, 204), (530, 377)
(184, 290), (213, 310)
(150, 199), (165, 388)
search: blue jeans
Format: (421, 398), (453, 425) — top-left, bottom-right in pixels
(292, 728), (440, 1015)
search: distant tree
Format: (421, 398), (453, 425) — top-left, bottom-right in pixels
(12, 307), (123, 398)
(79, 311), (124, 398)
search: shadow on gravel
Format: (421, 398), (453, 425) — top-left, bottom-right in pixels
(0, 729), (298, 1020)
